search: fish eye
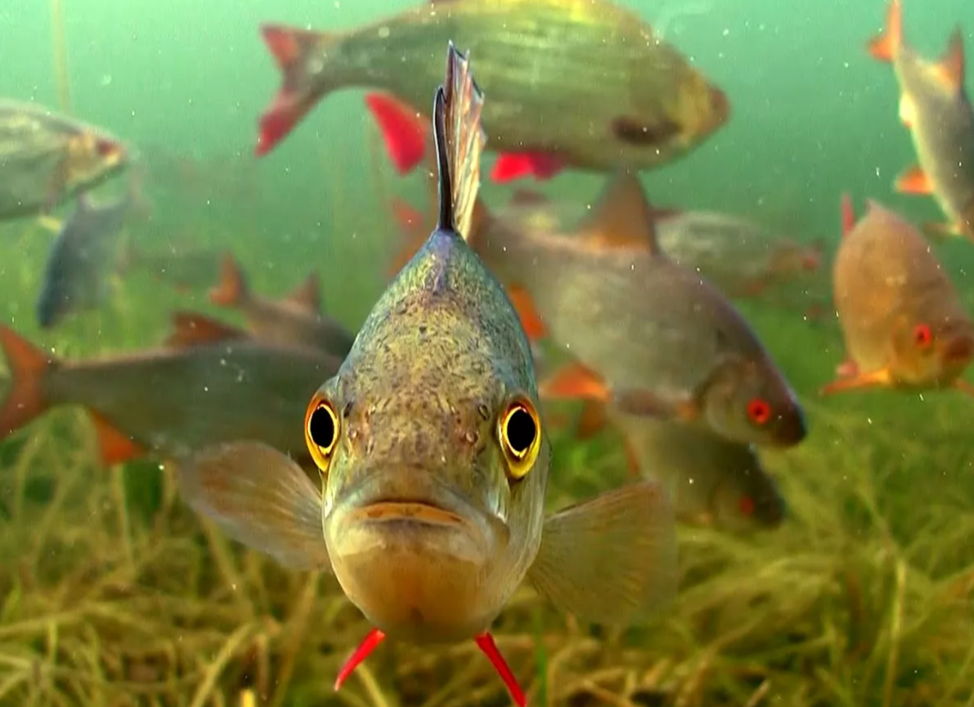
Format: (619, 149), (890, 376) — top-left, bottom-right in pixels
(498, 397), (541, 480)
(304, 393), (340, 472)
(914, 323), (933, 348)
(746, 398), (771, 426)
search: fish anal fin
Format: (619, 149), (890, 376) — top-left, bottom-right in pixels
(285, 272), (322, 314)
(210, 252), (249, 307)
(936, 29), (966, 91)
(895, 165), (932, 195)
(576, 172), (660, 253)
(88, 410), (146, 465)
(490, 152), (564, 184)
(176, 441), (333, 571)
(841, 193), (856, 237)
(506, 285), (547, 341)
(528, 480), (678, 625)
(166, 311), (249, 348)
(539, 362), (608, 402)
(819, 367), (892, 395)
(365, 93), (429, 175)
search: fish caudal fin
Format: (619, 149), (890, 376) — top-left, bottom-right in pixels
(0, 326), (57, 440)
(867, 0), (902, 63)
(174, 441), (333, 571)
(365, 94), (429, 174)
(209, 252), (250, 307)
(529, 479), (678, 625)
(256, 24), (337, 157)
(433, 42), (487, 241)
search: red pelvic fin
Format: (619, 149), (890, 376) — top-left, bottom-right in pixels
(475, 632), (526, 707)
(334, 628), (386, 690)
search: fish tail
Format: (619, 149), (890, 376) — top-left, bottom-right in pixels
(209, 252), (249, 308)
(867, 0), (902, 63)
(0, 326), (57, 440)
(256, 24), (342, 157)
(433, 42), (487, 242)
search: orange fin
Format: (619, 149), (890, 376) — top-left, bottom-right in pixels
(490, 152), (564, 184)
(0, 326), (56, 439)
(88, 410), (146, 465)
(285, 272), (321, 314)
(836, 359), (860, 378)
(507, 285), (547, 341)
(895, 166), (933, 195)
(576, 172), (661, 252)
(936, 29), (966, 91)
(575, 400), (608, 440)
(256, 25), (335, 157)
(210, 252), (249, 307)
(621, 435), (642, 478)
(538, 362), (609, 402)
(840, 193), (856, 237)
(819, 367), (892, 395)
(166, 311), (249, 348)
(866, 0), (901, 63)
(364, 93), (428, 174)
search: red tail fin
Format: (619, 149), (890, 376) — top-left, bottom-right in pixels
(0, 326), (57, 439)
(209, 252), (249, 307)
(256, 24), (337, 157)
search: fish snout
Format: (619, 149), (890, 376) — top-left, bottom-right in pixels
(706, 85), (731, 128)
(772, 405), (807, 447)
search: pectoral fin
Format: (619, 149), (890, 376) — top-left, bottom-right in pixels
(174, 441), (332, 572)
(528, 480), (677, 626)
(819, 367), (892, 395)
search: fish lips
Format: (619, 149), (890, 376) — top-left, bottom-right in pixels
(769, 405), (807, 447)
(326, 471), (508, 566)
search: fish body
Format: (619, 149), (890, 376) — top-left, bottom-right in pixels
(178, 45), (676, 706)
(209, 253), (355, 358)
(36, 192), (131, 328)
(610, 411), (785, 533)
(826, 196), (974, 394)
(868, 0), (974, 240)
(256, 0), (728, 181)
(0, 318), (340, 465)
(471, 173), (806, 448)
(119, 242), (223, 293)
(0, 100), (128, 219)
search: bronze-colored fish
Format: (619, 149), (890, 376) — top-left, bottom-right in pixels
(610, 410), (786, 533)
(254, 0), (728, 183)
(0, 312), (340, 465)
(822, 195), (974, 395)
(867, 0), (974, 241)
(209, 253), (355, 358)
(0, 100), (128, 219)
(459, 173), (806, 448)
(176, 44), (676, 706)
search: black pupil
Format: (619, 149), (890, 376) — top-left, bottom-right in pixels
(309, 405), (336, 449)
(506, 408), (536, 454)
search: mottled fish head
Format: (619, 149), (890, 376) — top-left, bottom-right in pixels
(701, 357), (807, 448)
(888, 307), (974, 387)
(65, 127), (128, 193)
(304, 231), (549, 643)
(712, 461), (786, 533)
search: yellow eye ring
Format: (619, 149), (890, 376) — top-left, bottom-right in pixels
(304, 393), (340, 472)
(498, 397), (541, 480)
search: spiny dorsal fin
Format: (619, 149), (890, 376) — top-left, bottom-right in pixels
(575, 171), (661, 254)
(165, 310), (249, 348)
(285, 272), (322, 314)
(433, 41), (486, 242)
(937, 28), (966, 92)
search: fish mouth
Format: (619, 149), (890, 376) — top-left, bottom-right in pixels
(350, 499), (469, 528)
(771, 408), (807, 447)
(707, 86), (731, 126)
